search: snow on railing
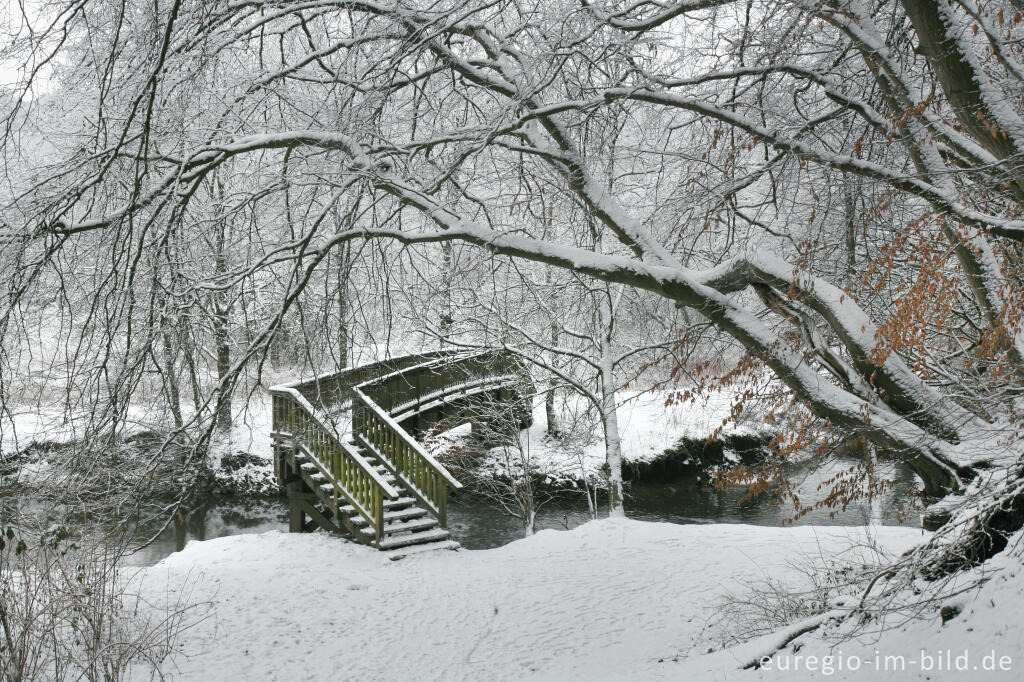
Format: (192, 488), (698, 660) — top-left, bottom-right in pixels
(352, 386), (462, 526)
(270, 383), (398, 541)
(389, 374), (523, 423)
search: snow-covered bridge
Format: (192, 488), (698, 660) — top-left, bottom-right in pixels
(270, 349), (533, 556)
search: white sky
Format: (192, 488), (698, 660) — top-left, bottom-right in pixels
(1, 0), (48, 90)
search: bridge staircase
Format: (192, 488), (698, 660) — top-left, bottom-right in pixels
(270, 349), (533, 556)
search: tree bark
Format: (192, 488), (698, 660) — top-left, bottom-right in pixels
(600, 334), (625, 517)
(212, 180), (233, 433)
(337, 242), (350, 368)
(160, 319), (184, 429)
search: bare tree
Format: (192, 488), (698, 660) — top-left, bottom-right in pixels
(1, 0), (1023, 536)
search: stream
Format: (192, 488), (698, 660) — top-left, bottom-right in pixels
(118, 457), (920, 566)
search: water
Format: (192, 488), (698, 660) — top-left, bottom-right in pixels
(116, 458), (919, 564)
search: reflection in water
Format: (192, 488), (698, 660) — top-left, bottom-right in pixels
(127, 499), (291, 566)
(128, 458), (920, 564)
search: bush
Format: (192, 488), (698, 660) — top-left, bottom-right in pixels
(0, 521), (193, 681)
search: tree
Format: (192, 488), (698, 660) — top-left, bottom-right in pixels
(394, 192), (693, 517)
(3, 0), (1024, 519)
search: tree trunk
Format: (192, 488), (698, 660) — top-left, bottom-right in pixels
(337, 242), (350, 367)
(213, 302), (232, 432)
(439, 240), (453, 347)
(600, 333), (625, 517)
(212, 181), (233, 433)
(160, 318), (184, 429)
(844, 176), (858, 289)
(544, 263), (561, 438)
(545, 320), (561, 439)
(180, 319), (204, 420)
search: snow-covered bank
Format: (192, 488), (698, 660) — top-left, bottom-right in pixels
(0, 396), (279, 495)
(674, 538), (1024, 682)
(4, 387), (772, 495)
(437, 388), (774, 489)
(219, 387), (773, 486)
(137, 519), (925, 681)
(513, 389), (772, 474)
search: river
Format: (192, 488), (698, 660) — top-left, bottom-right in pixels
(118, 457), (920, 565)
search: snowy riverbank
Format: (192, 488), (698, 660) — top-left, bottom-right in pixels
(455, 389), (773, 485)
(2, 387), (774, 496)
(135, 519), (931, 680)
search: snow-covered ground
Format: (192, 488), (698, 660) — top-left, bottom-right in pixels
(439, 389), (772, 481)
(0, 403), (168, 455)
(206, 396), (275, 469)
(135, 519), (927, 681)
(1, 403), (176, 487)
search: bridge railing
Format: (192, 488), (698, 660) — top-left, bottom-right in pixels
(350, 349), (532, 526)
(270, 386), (400, 544)
(359, 349), (531, 418)
(351, 387), (463, 526)
(290, 351), (460, 411)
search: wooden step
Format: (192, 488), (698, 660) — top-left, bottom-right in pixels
(300, 454), (395, 486)
(338, 496), (417, 516)
(382, 517), (439, 535)
(385, 540), (461, 561)
(377, 527), (451, 550)
(290, 442), (451, 552)
(357, 516), (440, 540)
(348, 507), (428, 527)
(292, 458), (338, 508)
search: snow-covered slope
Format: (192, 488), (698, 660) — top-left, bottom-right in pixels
(672, 533), (1024, 681)
(136, 519), (924, 681)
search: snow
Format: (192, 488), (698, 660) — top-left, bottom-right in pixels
(0, 403), (164, 456)
(207, 394), (274, 470)
(464, 389), (773, 480)
(1, 410), (81, 454)
(666, 532), (1024, 681)
(1, 392), (280, 493)
(133, 519), (926, 681)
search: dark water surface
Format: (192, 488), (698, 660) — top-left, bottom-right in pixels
(119, 458), (920, 565)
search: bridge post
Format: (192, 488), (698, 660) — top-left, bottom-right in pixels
(273, 440), (291, 488)
(287, 480), (308, 532)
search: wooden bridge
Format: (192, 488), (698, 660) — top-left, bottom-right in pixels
(270, 349), (533, 557)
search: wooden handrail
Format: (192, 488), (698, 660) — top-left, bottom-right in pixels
(271, 385), (399, 542)
(352, 386), (462, 526)
(353, 387), (464, 488)
(389, 373), (522, 421)
(271, 386), (399, 495)
(278, 350), (462, 407)
(357, 350), (521, 413)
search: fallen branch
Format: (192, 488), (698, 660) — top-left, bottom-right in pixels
(741, 598), (853, 670)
